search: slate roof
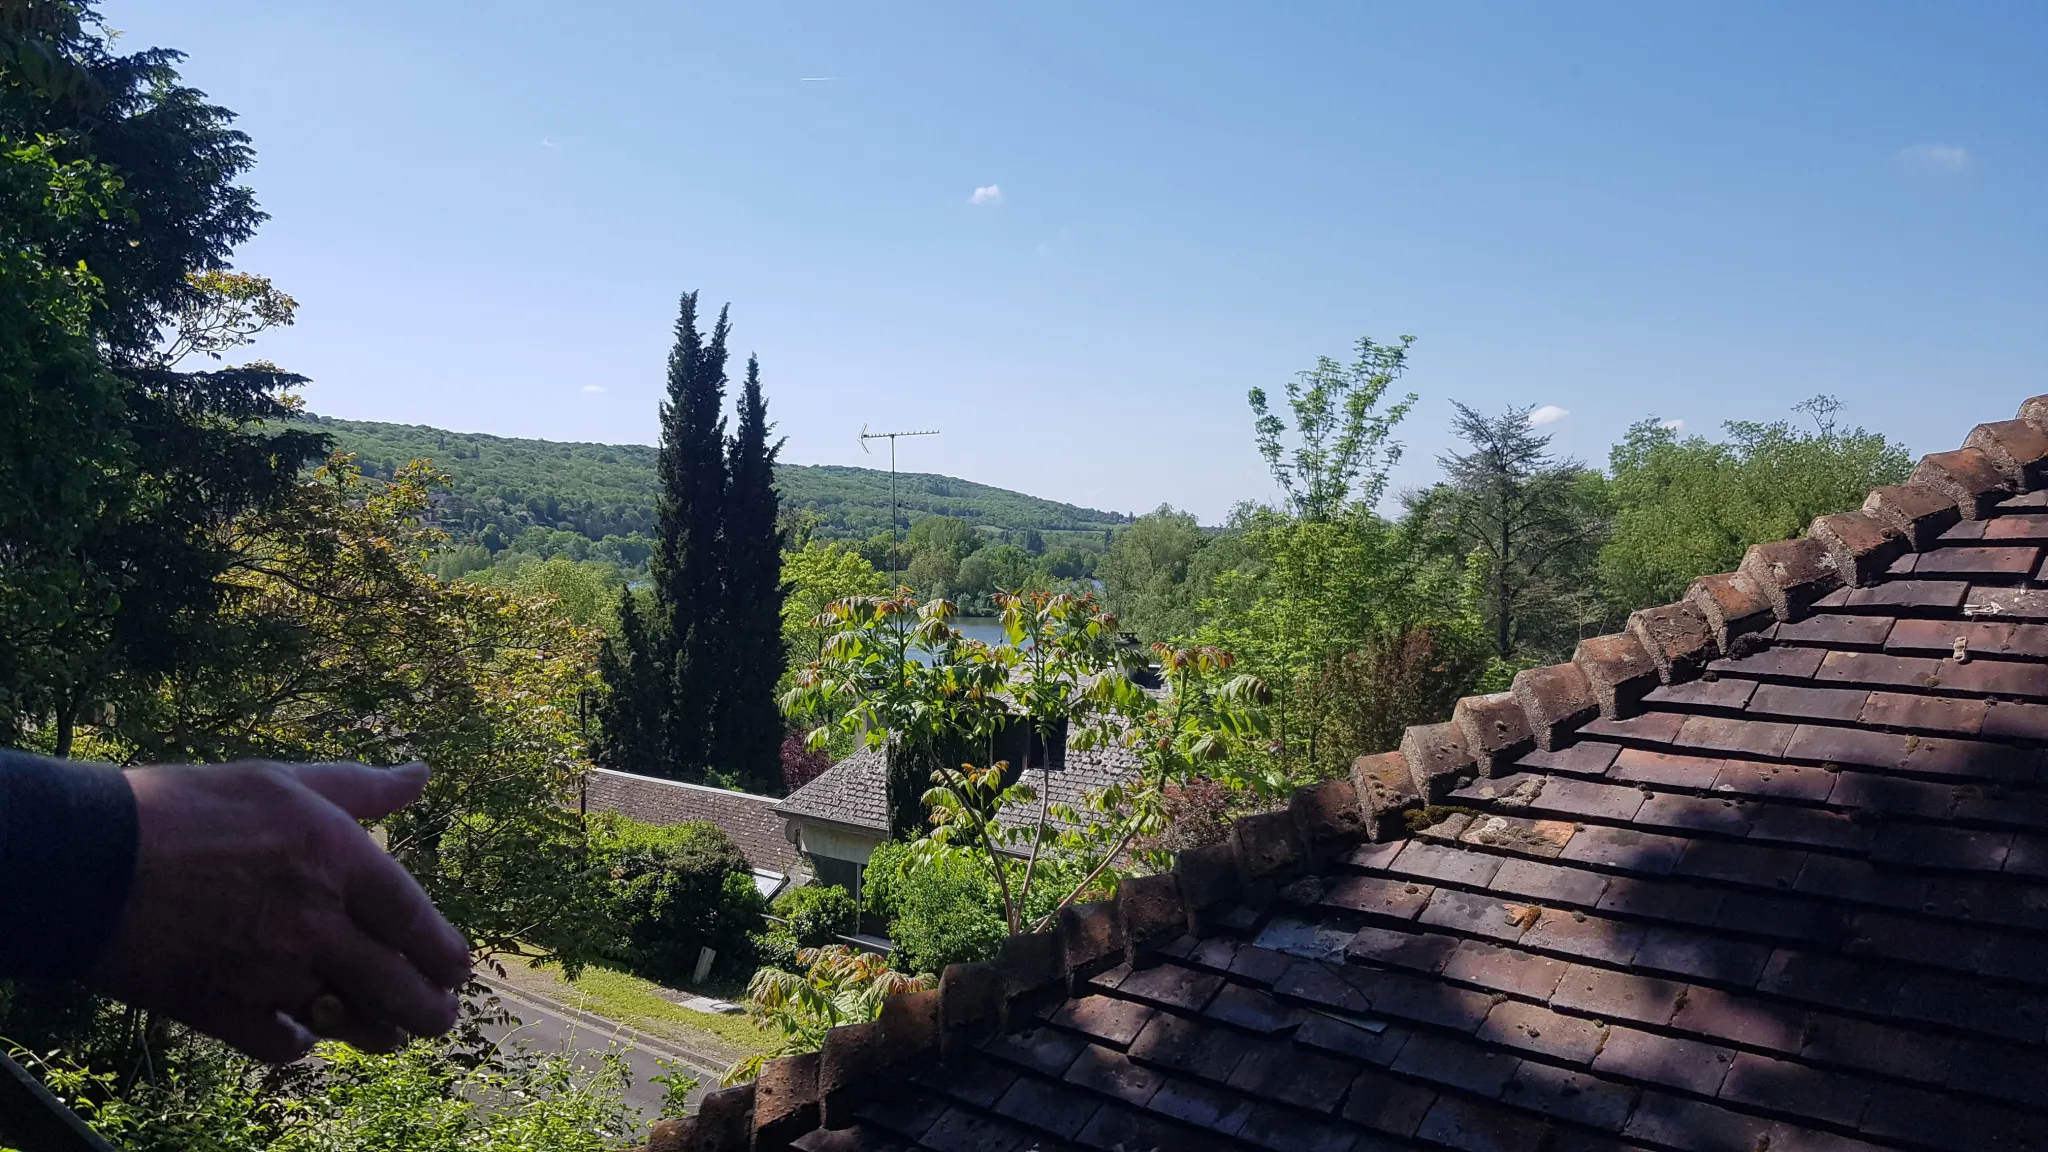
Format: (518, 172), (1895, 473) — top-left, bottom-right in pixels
(640, 397), (2048, 1152)
(993, 741), (1145, 836)
(776, 748), (894, 834)
(776, 741), (1147, 841)
(582, 767), (803, 877)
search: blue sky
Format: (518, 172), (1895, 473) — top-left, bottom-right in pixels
(112, 2), (2047, 523)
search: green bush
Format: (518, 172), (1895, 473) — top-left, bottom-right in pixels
(862, 840), (1007, 977)
(752, 884), (857, 971)
(589, 815), (767, 985)
(775, 884), (857, 946)
(17, 1034), (658, 1152)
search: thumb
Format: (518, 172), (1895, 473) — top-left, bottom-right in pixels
(293, 761), (430, 821)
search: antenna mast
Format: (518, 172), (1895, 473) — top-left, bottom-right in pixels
(859, 426), (940, 577)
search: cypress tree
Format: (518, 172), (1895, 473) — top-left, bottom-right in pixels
(592, 592), (662, 772)
(596, 293), (730, 780)
(714, 354), (788, 792)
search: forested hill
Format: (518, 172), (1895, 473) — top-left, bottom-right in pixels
(303, 415), (1128, 547)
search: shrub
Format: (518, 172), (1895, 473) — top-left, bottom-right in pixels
(780, 734), (833, 794)
(774, 884), (857, 946)
(16, 1034), (662, 1152)
(752, 884), (856, 971)
(862, 840), (1007, 977)
(588, 815), (767, 985)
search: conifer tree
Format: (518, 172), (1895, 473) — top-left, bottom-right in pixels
(592, 592), (663, 772)
(715, 354), (788, 791)
(595, 293), (729, 779)
(657, 292), (731, 779)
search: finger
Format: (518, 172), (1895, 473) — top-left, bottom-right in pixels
(317, 922), (461, 1040)
(292, 761), (430, 822)
(347, 849), (472, 990)
(182, 1005), (319, 1064)
(299, 998), (408, 1054)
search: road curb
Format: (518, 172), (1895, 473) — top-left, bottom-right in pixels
(477, 975), (735, 1081)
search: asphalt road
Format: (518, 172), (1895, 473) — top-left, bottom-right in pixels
(470, 980), (726, 1127)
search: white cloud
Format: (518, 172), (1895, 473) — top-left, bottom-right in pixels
(580, 384), (606, 394)
(1528, 405), (1569, 426)
(1659, 418), (1685, 431)
(968, 184), (1002, 206)
(1897, 144), (1969, 172)
(539, 138), (562, 150)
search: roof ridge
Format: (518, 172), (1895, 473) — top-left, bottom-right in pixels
(633, 395), (2048, 1152)
(1369, 395), (2048, 826)
(588, 767), (784, 804)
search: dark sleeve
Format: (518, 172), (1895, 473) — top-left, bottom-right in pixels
(0, 749), (139, 979)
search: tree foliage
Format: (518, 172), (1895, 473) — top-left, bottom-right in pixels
(16, 1036), (656, 1152)
(100, 458), (613, 971)
(1413, 403), (1608, 664)
(724, 945), (931, 1085)
(587, 814), (767, 985)
(593, 298), (786, 792)
(1249, 335), (1416, 520)
(1599, 396), (1912, 610)
(0, 8), (329, 755)
(714, 354), (788, 789)
(1098, 505), (1220, 642)
(781, 541), (886, 661)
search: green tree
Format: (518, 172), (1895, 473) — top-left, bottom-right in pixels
(781, 541), (885, 660)
(1249, 335), (1416, 520)
(1207, 337), (1485, 784)
(471, 554), (622, 630)
(18, 1036), (655, 1152)
(1202, 511), (1484, 785)
(1420, 403), (1606, 663)
(113, 458), (613, 972)
(1098, 505), (1209, 641)
(904, 515), (976, 557)
(785, 593), (999, 836)
(596, 292), (730, 781)
(901, 548), (959, 599)
(860, 838), (1010, 976)
(1599, 396), (1912, 611)
(790, 591), (1267, 940)
(593, 591), (663, 775)
(954, 543), (1042, 608)
(714, 354), (788, 793)
(0, 8), (328, 755)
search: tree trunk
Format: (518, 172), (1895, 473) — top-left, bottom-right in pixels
(52, 688), (83, 758)
(1495, 515), (1513, 659)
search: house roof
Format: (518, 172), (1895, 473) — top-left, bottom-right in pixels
(775, 740), (1148, 841)
(775, 747), (894, 835)
(641, 397), (2048, 1152)
(993, 740), (1145, 837)
(581, 767), (803, 878)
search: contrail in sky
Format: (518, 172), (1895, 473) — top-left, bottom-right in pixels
(800, 76), (839, 82)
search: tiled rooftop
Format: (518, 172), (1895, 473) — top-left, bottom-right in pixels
(775, 747), (894, 834)
(582, 767), (803, 877)
(640, 399), (2048, 1152)
(776, 740), (1145, 841)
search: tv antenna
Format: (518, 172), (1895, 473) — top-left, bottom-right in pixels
(860, 426), (940, 575)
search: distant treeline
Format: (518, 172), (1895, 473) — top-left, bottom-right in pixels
(304, 416), (1130, 563)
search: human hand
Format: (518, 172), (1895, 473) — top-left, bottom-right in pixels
(87, 761), (472, 1062)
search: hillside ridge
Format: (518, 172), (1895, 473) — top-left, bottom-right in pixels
(303, 415), (1128, 546)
